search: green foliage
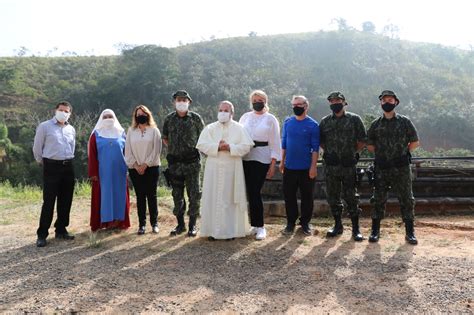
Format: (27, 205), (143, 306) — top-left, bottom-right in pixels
(0, 30), (473, 185)
(0, 123), (8, 139)
(0, 180), (42, 201)
(74, 180), (92, 197)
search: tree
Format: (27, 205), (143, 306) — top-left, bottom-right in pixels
(332, 18), (352, 31)
(382, 23), (400, 39)
(95, 45), (180, 115)
(362, 21), (376, 33)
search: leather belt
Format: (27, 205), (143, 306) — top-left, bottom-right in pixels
(43, 158), (73, 165)
(253, 141), (269, 147)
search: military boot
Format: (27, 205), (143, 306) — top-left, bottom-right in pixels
(187, 215), (198, 237)
(368, 219), (381, 243)
(327, 215), (343, 237)
(170, 215), (186, 236)
(405, 220), (418, 245)
(351, 216), (364, 242)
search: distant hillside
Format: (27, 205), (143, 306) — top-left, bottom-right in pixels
(0, 30), (473, 184)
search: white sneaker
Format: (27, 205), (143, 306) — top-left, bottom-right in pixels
(256, 227), (266, 240)
(249, 226), (258, 235)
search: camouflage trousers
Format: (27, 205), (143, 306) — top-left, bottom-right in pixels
(324, 165), (361, 218)
(168, 161), (202, 217)
(372, 165), (415, 222)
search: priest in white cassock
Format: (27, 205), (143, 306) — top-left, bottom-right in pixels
(197, 101), (255, 240)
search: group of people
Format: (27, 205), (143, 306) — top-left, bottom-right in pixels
(32, 88), (420, 247)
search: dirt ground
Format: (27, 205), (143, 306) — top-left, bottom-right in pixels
(0, 197), (473, 314)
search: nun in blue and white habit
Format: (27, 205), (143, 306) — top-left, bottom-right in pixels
(88, 109), (130, 231)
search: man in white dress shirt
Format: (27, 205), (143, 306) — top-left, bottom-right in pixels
(196, 101), (254, 240)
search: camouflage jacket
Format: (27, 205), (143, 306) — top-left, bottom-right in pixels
(319, 111), (367, 160)
(162, 111), (205, 161)
(367, 113), (418, 161)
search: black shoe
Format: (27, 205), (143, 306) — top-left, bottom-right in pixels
(301, 224), (312, 236)
(405, 220), (418, 245)
(36, 238), (47, 247)
(137, 226), (146, 235)
(170, 215), (186, 236)
(281, 225), (295, 235)
(351, 216), (364, 242)
(368, 219), (381, 243)
(170, 224), (186, 236)
(187, 215), (198, 237)
(327, 215), (343, 237)
(55, 232), (75, 240)
(208, 236), (216, 241)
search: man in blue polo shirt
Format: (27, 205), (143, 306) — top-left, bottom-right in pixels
(279, 95), (320, 235)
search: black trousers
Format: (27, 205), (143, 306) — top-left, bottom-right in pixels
(129, 166), (159, 227)
(37, 160), (75, 238)
(283, 168), (315, 226)
(243, 160), (270, 227)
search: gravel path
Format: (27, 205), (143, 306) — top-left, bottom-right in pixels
(0, 198), (472, 313)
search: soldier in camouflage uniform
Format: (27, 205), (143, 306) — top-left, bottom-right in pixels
(319, 92), (367, 241)
(162, 90), (205, 237)
(367, 90), (420, 245)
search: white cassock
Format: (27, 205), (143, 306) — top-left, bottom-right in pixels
(196, 120), (254, 239)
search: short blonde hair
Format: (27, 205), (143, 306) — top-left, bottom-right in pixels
(131, 104), (157, 129)
(249, 89), (270, 112)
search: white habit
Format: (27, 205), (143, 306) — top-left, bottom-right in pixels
(196, 120), (254, 239)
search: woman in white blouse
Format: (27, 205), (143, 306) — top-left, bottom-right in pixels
(125, 105), (162, 235)
(239, 90), (281, 240)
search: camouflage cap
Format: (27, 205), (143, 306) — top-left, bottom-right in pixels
(172, 90), (193, 103)
(327, 91), (345, 101)
(378, 90), (399, 103)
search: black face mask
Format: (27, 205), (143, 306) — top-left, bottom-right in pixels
(293, 106), (305, 116)
(136, 115), (149, 124)
(330, 103), (344, 114)
(382, 103), (396, 113)
(252, 102), (265, 112)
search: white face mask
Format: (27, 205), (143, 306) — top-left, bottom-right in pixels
(101, 118), (115, 128)
(175, 102), (189, 112)
(55, 110), (70, 123)
(217, 112), (231, 123)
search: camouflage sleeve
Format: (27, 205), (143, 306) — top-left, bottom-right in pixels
(406, 118), (419, 143)
(318, 119), (326, 147)
(355, 116), (368, 142)
(367, 121), (376, 145)
(162, 116), (169, 140)
(197, 114), (205, 135)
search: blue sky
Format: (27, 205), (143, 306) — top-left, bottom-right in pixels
(1, 0), (473, 56)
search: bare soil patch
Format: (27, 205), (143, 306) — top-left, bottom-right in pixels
(0, 197), (473, 313)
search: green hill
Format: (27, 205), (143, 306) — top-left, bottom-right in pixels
(1, 30), (473, 184)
